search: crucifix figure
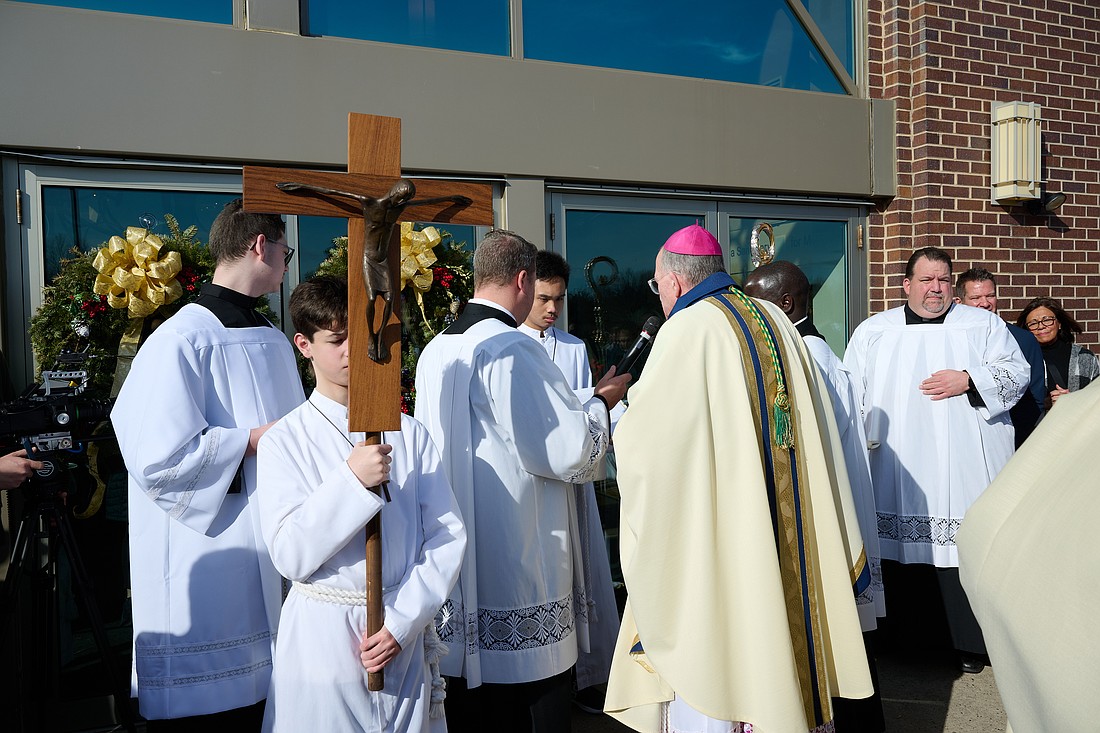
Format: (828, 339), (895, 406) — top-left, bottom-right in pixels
(243, 113), (493, 690)
(275, 178), (472, 362)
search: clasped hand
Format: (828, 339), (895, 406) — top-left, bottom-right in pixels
(347, 442), (393, 488)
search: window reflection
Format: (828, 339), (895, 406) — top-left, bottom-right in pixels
(727, 217), (848, 356)
(304, 0), (510, 56)
(13, 0), (231, 23)
(41, 187), (236, 281)
(562, 209), (701, 377)
(523, 0), (845, 93)
(798, 0), (855, 78)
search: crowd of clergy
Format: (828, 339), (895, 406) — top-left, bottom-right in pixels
(49, 195), (1092, 733)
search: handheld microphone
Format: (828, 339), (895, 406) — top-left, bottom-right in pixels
(615, 316), (662, 375)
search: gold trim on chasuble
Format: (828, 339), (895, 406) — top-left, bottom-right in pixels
(710, 289), (831, 729)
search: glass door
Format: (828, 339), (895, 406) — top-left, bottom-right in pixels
(550, 194), (712, 378)
(721, 202), (863, 356)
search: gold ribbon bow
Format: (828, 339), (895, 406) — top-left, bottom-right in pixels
(400, 223), (440, 293)
(400, 223), (441, 335)
(93, 227), (183, 317)
(92, 227), (183, 395)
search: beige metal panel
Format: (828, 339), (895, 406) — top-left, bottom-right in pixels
(500, 178), (547, 249)
(871, 99), (898, 198)
(0, 3), (892, 198)
(245, 0), (299, 34)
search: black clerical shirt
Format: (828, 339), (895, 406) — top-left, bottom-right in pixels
(195, 283), (274, 329)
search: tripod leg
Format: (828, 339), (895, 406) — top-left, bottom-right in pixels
(0, 501), (34, 623)
(52, 505), (137, 733)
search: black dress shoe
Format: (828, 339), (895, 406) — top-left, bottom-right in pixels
(959, 654), (986, 674)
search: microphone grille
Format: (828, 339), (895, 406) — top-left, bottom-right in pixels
(642, 316), (662, 337)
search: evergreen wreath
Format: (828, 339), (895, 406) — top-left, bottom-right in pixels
(29, 215), (278, 397)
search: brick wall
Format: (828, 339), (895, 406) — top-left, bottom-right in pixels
(867, 0), (1100, 347)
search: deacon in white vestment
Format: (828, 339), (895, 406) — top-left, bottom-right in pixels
(414, 230), (630, 733)
(518, 250), (620, 698)
(111, 201), (304, 723)
(842, 250), (1027, 567)
(843, 247), (1028, 669)
(606, 226), (872, 733)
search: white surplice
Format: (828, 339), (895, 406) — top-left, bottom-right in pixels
(111, 304), (305, 719)
(802, 333), (885, 631)
(518, 323), (620, 689)
(415, 305), (611, 687)
(255, 394), (465, 733)
(843, 304), (1028, 568)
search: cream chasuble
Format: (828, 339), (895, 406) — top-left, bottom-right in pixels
(958, 382), (1100, 733)
(605, 284), (871, 733)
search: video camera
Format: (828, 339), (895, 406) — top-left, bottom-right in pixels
(1, 351), (113, 501)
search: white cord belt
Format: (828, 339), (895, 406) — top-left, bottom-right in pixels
(291, 581), (367, 606)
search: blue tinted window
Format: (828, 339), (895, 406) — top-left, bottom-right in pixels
(523, 0), (844, 93)
(304, 0), (510, 56)
(799, 0), (854, 79)
(13, 0), (231, 23)
(41, 187), (236, 281)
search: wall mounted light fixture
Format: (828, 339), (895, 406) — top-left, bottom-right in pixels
(991, 101), (1042, 205)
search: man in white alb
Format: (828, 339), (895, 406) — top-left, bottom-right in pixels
(112, 199), (304, 729)
(518, 250), (620, 713)
(843, 246), (1028, 674)
(415, 229), (630, 733)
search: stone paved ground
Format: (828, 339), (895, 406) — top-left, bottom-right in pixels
(572, 646), (1007, 733)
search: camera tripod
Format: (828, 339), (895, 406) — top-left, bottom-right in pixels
(0, 449), (136, 732)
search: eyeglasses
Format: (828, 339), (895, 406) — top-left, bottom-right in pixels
(648, 271), (671, 294)
(279, 243), (296, 266)
(251, 237), (295, 266)
(1026, 315), (1056, 331)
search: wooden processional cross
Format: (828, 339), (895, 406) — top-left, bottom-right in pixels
(243, 113), (493, 689)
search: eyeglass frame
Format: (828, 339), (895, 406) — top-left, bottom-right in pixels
(647, 271), (672, 295)
(250, 236), (295, 266)
(1025, 315), (1057, 331)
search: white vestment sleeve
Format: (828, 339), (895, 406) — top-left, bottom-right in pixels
(256, 433), (384, 583)
(381, 421), (466, 648)
(113, 328), (250, 535)
(965, 316), (1029, 420)
(485, 340), (610, 485)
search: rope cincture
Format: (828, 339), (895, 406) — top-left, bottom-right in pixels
(727, 287), (795, 450)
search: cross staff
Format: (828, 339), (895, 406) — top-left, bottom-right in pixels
(243, 113), (493, 690)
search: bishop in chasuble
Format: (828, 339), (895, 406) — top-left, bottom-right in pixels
(606, 225), (872, 733)
(414, 230), (630, 732)
(112, 201), (304, 723)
